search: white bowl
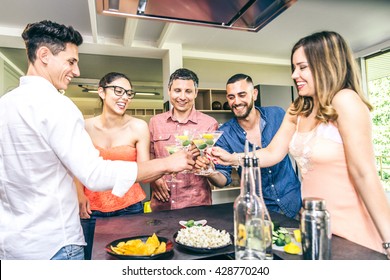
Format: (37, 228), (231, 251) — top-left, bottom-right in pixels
(179, 219), (207, 228)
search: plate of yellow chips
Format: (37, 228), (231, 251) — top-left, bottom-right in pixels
(105, 233), (174, 260)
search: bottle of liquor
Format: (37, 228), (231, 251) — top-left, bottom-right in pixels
(233, 140), (266, 260)
(252, 144), (274, 260)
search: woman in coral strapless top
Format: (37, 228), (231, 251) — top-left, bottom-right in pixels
(210, 31), (390, 258)
(75, 72), (149, 217)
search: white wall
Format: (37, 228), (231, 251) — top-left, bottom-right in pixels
(184, 58), (294, 88)
(0, 55), (21, 97)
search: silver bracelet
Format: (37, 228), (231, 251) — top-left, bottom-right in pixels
(232, 153), (241, 170)
(382, 242), (390, 259)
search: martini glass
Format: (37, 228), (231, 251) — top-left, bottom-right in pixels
(164, 144), (183, 183)
(193, 131), (224, 176)
(192, 133), (208, 175)
(174, 129), (195, 174)
(174, 129), (194, 151)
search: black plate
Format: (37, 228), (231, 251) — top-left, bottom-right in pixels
(105, 235), (174, 260)
(173, 232), (233, 254)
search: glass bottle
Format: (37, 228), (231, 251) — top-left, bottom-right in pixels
(252, 144), (274, 260)
(233, 140), (266, 260)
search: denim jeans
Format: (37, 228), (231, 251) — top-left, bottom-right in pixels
(91, 201), (143, 218)
(80, 218), (96, 260)
(51, 244), (85, 260)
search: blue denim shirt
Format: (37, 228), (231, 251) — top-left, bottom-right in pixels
(216, 106), (301, 218)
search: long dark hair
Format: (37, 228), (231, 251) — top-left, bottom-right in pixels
(98, 72), (133, 107)
(98, 72), (132, 88)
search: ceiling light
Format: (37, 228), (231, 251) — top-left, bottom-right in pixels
(136, 92), (159, 96)
(78, 84), (98, 93)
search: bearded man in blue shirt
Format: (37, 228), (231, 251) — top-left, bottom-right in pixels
(199, 73), (301, 218)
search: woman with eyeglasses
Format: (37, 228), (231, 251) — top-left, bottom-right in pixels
(75, 72), (149, 218)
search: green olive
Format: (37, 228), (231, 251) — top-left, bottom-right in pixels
(198, 143), (207, 150)
(182, 140), (191, 146)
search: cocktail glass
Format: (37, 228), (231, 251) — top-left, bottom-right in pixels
(164, 144), (183, 183)
(193, 131), (224, 176)
(174, 129), (194, 151)
(174, 129), (195, 174)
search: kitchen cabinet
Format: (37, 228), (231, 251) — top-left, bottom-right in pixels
(195, 88), (229, 111)
(127, 108), (164, 124)
(90, 107), (164, 123)
(196, 85), (296, 113)
(93, 107), (163, 117)
(195, 88), (234, 126)
(212, 168), (240, 205)
(126, 108), (163, 116)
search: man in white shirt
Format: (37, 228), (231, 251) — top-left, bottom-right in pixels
(0, 20), (194, 260)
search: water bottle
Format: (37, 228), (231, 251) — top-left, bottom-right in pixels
(301, 197), (331, 260)
(234, 140), (266, 260)
(252, 144), (273, 260)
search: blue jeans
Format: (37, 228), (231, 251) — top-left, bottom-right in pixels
(51, 244), (85, 260)
(91, 201), (143, 218)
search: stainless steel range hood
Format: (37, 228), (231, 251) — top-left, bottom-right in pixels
(96, 0), (297, 32)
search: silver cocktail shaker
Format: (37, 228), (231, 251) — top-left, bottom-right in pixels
(301, 197), (331, 260)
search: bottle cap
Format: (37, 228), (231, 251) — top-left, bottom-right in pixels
(303, 197), (326, 211)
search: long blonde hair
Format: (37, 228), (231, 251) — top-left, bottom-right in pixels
(290, 31), (372, 122)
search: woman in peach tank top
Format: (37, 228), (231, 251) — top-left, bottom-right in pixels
(75, 72), (149, 217)
(210, 31), (390, 258)
(289, 119), (383, 252)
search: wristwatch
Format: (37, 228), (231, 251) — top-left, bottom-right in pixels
(384, 243), (390, 260)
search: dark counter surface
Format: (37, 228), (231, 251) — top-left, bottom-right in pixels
(91, 203), (386, 260)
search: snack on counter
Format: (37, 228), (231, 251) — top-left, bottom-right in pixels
(175, 225), (231, 248)
(110, 233), (166, 256)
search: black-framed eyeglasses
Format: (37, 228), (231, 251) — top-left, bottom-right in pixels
(102, 85), (136, 99)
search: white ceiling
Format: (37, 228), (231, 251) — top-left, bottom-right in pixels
(0, 0), (389, 99)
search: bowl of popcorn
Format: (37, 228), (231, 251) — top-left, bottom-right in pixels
(173, 225), (232, 253)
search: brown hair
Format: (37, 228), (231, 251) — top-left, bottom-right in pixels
(290, 31), (372, 122)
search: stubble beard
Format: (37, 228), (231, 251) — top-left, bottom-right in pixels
(233, 99), (254, 119)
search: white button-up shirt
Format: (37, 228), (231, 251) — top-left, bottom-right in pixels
(0, 76), (137, 259)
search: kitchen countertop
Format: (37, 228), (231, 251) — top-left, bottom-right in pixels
(90, 203), (386, 260)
